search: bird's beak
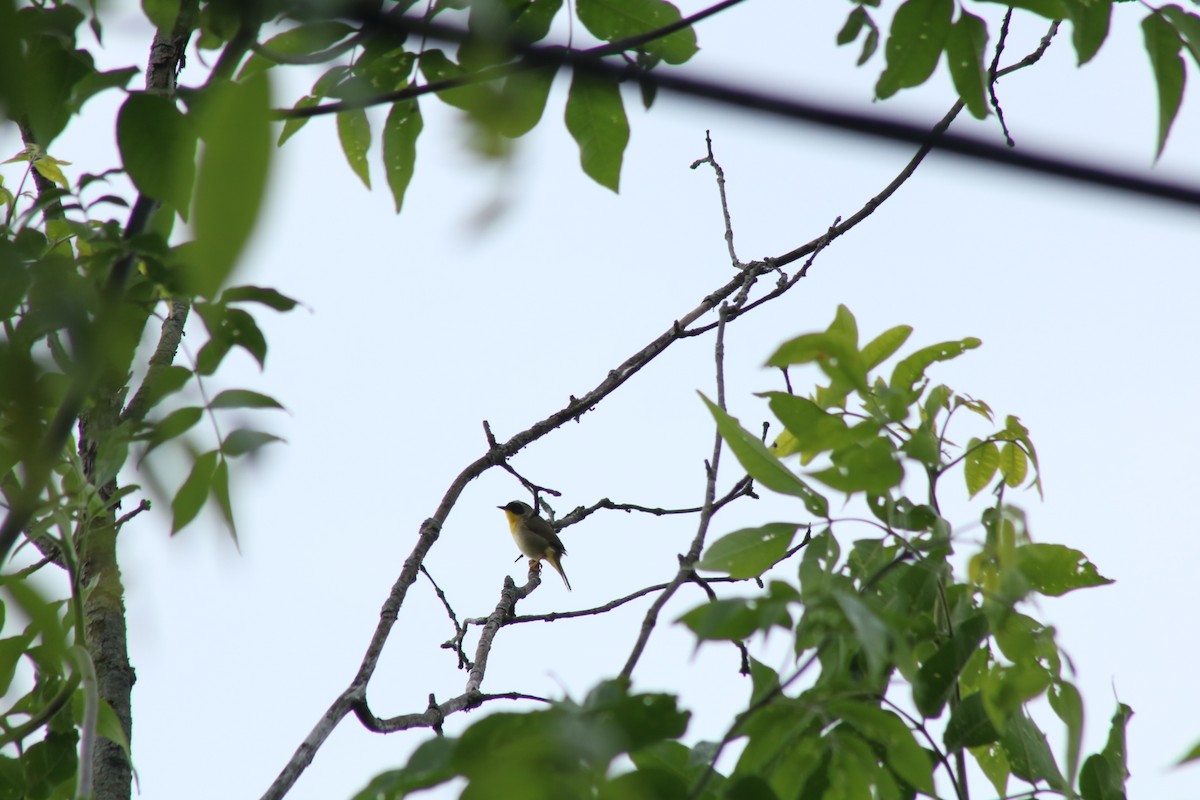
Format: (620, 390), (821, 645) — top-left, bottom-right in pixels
(496, 505), (505, 510)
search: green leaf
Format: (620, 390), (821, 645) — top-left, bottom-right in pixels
(279, 95), (318, 145)
(1176, 738), (1200, 766)
(195, 305), (268, 373)
(1049, 681), (1084, 784)
(337, 107), (372, 188)
(565, 70), (629, 192)
(876, 0), (953, 99)
(811, 438), (903, 495)
(209, 389), (285, 410)
(1160, 6), (1200, 68)
(192, 73), (272, 297)
(69, 66), (139, 113)
(352, 737), (458, 800)
(576, 0), (699, 64)
(142, 0), (179, 32)
(172, 450), (218, 533)
(1081, 704), (1134, 799)
(116, 93), (197, 215)
(700, 394), (829, 516)
(997, 441), (1027, 487)
(1064, 0), (1111, 65)
(832, 592), (892, 679)
(861, 324), (912, 370)
(678, 600), (758, 641)
(136, 364), (193, 409)
(221, 428), (284, 457)
(946, 11), (989, 119)
(497, 66), (558, 137)
(211, 457), (237, 544)
(913, 612), (988, 718)
(970, 745), (1011, 799)
(139, 406), (203, 460)
(975, 0), (1065, 19)
(764, 393), (862, 457)
(1001, 711), (1067, 791)
(678, 597), (788, 641)
(419, 50), (496, 113)
(964, 438), (999, 497)
(383, 98), (423, 213)
(830, 701), (933, 793)
(240, 21), (356, 78)
(1016, 543), (1113, 597)
(866, 494), (939, 532)
(0, 632), (36, 694)
(890, 337), (981, 398)
(838, 7), (868, 45)
(1143, 13), (1186, 159)
(696, 523), (799, 578)
(944, 692), (999, 749)
(1080, 754), (1122, 800)
(221, 285), (300, 311)
(767, 332), (868, 395)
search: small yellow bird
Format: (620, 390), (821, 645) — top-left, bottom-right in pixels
(498, 500), (572, 590)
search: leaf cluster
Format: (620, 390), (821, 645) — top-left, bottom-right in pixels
(837, 0), (1200, 154)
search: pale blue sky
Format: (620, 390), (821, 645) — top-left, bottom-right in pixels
(3, 2), (1198, 798)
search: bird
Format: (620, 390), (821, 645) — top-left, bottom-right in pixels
(498, 500), (572, 590)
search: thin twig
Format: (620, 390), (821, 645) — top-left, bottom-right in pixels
(690, 131), (743, 268)
(987, 9), (1016, 147)
(619, 305), (730, 682)
(279, 0), (749, 120)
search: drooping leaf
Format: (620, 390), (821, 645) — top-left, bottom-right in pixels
(191, 73), (272, 297)
(383, 98), (423, 212)
(944, 692), (1000, 749)
(1142, 12), (1186, 158)
(1049, 681), (1084, 784)
(832, 592), (893, 680)
(565, 70), (629, 192)
(1064, 0), (1111, 65)
(1001, 711), (1067, 791)
(497, 66), (558, 138)
(876, 0), (954, 99)
(138, 406), (203, 460)
(830, 700), (934, 793)
(337, 107), (372, 188)
(913, 612), (988, 718)
(172, 449), (219, 533)
(946, 11), (989, 118)
(701, 394), (829, 516)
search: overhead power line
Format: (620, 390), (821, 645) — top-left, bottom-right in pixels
(349, 9), (1200, 210)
